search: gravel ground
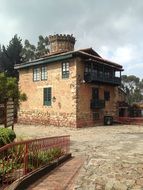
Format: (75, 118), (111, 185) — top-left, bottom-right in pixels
(14, 124), (143, 190)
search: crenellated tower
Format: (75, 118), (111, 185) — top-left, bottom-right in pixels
(48, 34), (76, 54)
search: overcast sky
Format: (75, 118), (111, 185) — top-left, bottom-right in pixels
(0, 0), (143, 78)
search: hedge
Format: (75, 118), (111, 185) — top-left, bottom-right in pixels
(0, 128), (16, 147)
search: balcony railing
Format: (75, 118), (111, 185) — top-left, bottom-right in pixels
(84, 72), (121, 85)
(90, 99), (105, 109)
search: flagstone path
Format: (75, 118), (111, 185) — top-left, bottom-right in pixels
(15, 124), (143, 189)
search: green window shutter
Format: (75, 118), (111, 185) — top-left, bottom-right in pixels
(44, 88), (51, 106)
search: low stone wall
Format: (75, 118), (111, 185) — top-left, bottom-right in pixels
(117, 117), (143, 125)
(18, 110), (105, 128)
(18, 110), (77, 128)
(76, 120), (102, 128)
(77, 112), (104, 128)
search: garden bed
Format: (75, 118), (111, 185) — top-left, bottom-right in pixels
(0, 135), (70, 190)
(7, 153), (72, 190)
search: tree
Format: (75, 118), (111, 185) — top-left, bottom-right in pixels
(0, 34), (50, 79)
(22, 39), (36, 62)
(0, 45), (3, 72)
(0, 72), (27, 103)
(0, 35), (23, 78)
(22, 35), (49, 62)
(36, 35), (49, 58)
(121, 75), (143, 104)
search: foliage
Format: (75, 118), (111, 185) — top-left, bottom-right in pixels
(0, 72), (27, 103)
(22, 35), (49, 62)
(0, 154), (22, 184)
(0, 35), (23, 78)
(0, 34), (49, 78)
(0, 146), (63, 185)
(0, 128), (16, 147)
(0, 159), (13, 182)
(121, 75), (143, 105)
(22, 39), (36, 62)
(28, 147), (63, 170)
(36, 35), (49, 58)
(0, 140), (64, 186)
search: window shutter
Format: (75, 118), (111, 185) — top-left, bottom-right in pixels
(44, 88), (51, 106)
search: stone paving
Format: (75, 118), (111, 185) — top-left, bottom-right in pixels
(15, 124), (143, 190)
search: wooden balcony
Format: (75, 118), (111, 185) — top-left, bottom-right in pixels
(84, 72), (121, 85)
(90, 99), (105, 109)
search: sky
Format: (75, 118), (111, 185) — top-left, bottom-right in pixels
(0, 0), (143, 78)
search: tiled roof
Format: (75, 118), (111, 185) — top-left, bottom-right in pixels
(14, 48), (123, 70)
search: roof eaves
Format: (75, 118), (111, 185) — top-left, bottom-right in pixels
(15, 53), (73, 69)
(79, 47), (102, 57)
(78, 50), (123, 70)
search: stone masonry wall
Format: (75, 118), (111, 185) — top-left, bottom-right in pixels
(18, 59), (77, 127)
(18, 57), (121, 128)
(76, 58), (119, 127)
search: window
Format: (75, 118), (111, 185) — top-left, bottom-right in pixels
(62, 62), (69, 78)
(33, 67), (40, 81)
(93, 64), (97, 76)
(43, 88), (52, 106)
(104, 91), (110, 101)
(41, 66), (47, 80)
(98, 65), (103, 78)
(92, 88), (99, 100)
(85, 63), (91, 73)
(33, 66), (47, 81)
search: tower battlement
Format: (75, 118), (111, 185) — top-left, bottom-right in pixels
(49, 34), (76, 54)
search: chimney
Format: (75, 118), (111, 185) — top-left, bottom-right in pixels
(48, 34), (75, 54)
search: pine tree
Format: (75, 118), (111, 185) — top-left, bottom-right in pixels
(1, 35), (23, 78)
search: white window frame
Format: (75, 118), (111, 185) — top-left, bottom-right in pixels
(33, 67), (40, 81)
(41, 66), (47, 80)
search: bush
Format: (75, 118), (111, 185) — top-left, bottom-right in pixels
(0, 128), (16, 147)
(28, 147), (63, 170)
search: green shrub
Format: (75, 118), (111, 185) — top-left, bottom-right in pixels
(28, 147), (63, 170)
(0, 128), (16, 147)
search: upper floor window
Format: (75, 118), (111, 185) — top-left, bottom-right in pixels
(33, 67), (40, 81)
(104, 91), (110, 101)
(98, 65), (103, 78)
(92, 64), (98, 75)
(62, 62), (69, 78)
(41, 66), (47, 80)
(85, 63), (91, 73)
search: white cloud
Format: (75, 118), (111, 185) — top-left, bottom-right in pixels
(0, 0), (143, 78)
(111, 46), (133, 64)
(0, 13), (19, 44)
(99, 44), (143, 78)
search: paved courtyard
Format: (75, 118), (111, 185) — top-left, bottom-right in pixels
(15, 124), (143, 189)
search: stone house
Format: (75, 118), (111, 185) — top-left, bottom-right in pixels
(15, 34), (124, 127)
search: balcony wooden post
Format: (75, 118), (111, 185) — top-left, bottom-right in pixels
(103, 65), (104, 80)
